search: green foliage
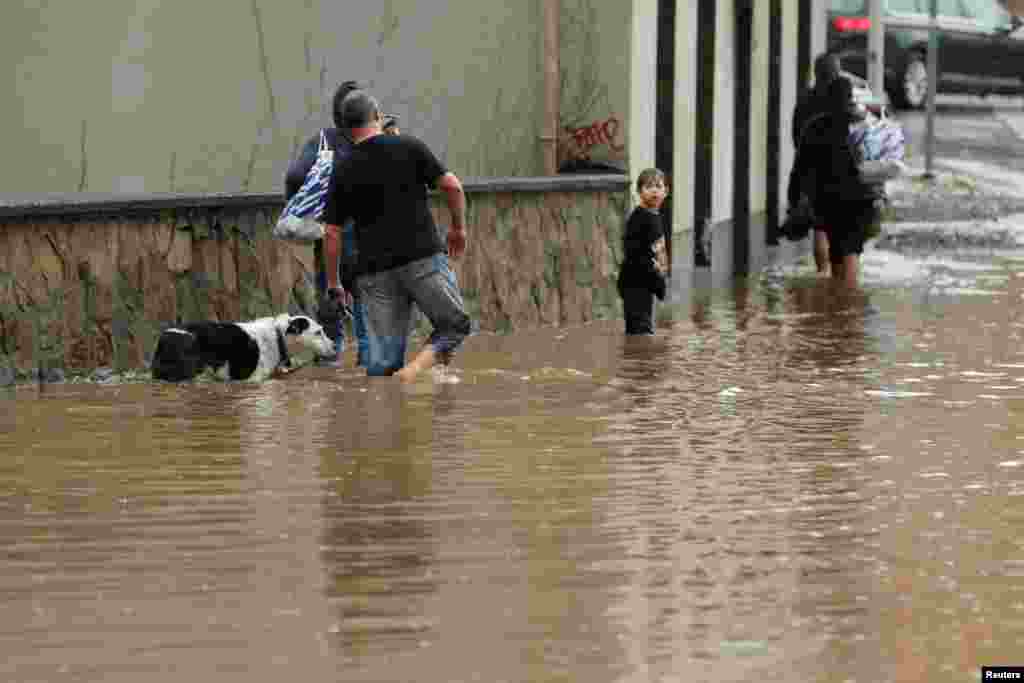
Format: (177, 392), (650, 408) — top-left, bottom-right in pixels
(174, 272), (209, 324)
(530, 282), (544, 309)
(0, 271), (18, 357)
(574, 253), (594, 288)
(591, 281), (621, 321)
(461, 288), (482, 323)
(113, 271), (160, 371)
(30, 285), (66, 373)
(494, 201), (515, 241)
(543, 239), (561, 289)
(236, 235), (275, 320)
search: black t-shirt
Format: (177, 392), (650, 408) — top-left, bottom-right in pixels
(617, 207), (667, 299)
(323, 134), (447, 275)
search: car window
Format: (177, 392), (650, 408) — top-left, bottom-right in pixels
(887, 0), (923, 13)
(937, 0), (965, 17)
(961, 0), (1013, 30)
(831, 0), (866, 12)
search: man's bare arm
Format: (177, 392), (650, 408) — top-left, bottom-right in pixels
(323, 223), (343, 291)
(437, 172), (466, 258)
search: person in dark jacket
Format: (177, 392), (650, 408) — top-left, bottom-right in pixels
(617, 168), (669, 335)
(789, 53), (842, 274)
(284, 79), (363, 200)
(787, 76), (883, 288)
(284, 80), (364, 366)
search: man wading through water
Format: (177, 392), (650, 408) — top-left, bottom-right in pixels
(322, 90), (471, 382)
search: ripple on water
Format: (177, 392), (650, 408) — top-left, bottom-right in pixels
(3, 261), (1024, 680)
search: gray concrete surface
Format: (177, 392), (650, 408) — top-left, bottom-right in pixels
(885, 95), (1024, 226)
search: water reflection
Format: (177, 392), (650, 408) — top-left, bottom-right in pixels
(5, 254), (1024, 681)
(319, 382), (440, 663)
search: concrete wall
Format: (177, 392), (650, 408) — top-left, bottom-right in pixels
(780, 0), (800, 215)
(0, 0), (824, 377)
(560, 0), (632, 171)
(1, 1), (632, 196)
(654, 0), (805, 284)
(671, 1), (698, 262)
(628, 0), (658, 180)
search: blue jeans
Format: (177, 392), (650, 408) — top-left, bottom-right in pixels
(315, 221), (368, 360)
(355, 254), (471, 376)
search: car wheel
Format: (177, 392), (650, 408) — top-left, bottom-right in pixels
(892, 55), (927, 110)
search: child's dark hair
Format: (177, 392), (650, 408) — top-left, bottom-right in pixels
(636, 168), (666, 193)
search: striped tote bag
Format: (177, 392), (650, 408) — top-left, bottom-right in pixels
(273, 130), (333, 242)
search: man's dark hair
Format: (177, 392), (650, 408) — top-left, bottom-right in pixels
(813, 53), (842, 88)
(636, 167), (666, 193)
(340, 90), (381, 129)
(331, 80), (365, 129)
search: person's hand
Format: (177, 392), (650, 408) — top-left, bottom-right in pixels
(447, 226), (467, 259)
(327, 286), (353, 309)
(317, 288), (352, 341)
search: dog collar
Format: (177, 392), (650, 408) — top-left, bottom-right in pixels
(275, 328), (292, 369)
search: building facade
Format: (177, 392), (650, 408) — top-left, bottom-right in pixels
(628, 0), (828, 278)
(3, 0), (828, 274)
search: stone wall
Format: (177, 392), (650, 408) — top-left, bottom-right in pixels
(0, 176), (629, 373)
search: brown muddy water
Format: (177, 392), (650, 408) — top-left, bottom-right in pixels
(3, 244), (1024, 682)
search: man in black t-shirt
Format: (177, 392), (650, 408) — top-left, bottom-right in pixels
(323, 91), (470, 381)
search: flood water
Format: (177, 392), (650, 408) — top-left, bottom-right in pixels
(3, 244), (1024, 682)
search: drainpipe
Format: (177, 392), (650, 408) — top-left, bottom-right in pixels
(542, 0), (560, 175)
(867, 0), (885, 98)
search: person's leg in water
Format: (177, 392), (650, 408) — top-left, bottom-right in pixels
(836, 253), (860, 287)
(341, 221), (370, 367)
(314, 239), (346, 366)
(621, 286), (656, 335)
(824, 202), (872, 288)
(356, 268), (414, 377)
(813, 226), (830, 275)
(395, 254), (471, 383)
(827, 234), (856, 288)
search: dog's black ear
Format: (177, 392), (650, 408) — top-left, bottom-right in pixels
(285, 316), (312, 336)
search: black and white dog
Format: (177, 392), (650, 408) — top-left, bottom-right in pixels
(151, 314), (336, 382)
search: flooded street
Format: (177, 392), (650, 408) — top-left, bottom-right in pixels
(4, 243), (1024, 682)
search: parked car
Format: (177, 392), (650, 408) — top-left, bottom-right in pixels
(828, 0), (1024, 109)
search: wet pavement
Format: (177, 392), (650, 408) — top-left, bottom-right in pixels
(3, 240), (1024, 682)
(889, 96), (1024, 223)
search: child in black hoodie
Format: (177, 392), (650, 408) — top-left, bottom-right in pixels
(617, 168), (668, 335)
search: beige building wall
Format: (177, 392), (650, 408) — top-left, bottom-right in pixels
(779, 0), (801, 217)
(749, 1), (772, 221)
(627, 0), (658, 187)
(5, 0), (819, 277)
(672, 1), (698, 240)
(560, 0), (632, 173)
(1, 1), (629, 197)
(711, 0), (737, 226)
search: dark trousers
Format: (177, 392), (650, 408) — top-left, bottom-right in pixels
(621, 287), (655, 335)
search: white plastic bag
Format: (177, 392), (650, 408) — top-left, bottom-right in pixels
(859, 158), (907, 184)
(850, 117), (906, 183)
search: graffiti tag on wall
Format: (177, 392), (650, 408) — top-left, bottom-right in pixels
(562, 115), (624, 161)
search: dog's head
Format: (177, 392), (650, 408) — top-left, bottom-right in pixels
(276, 314), (336, 358)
